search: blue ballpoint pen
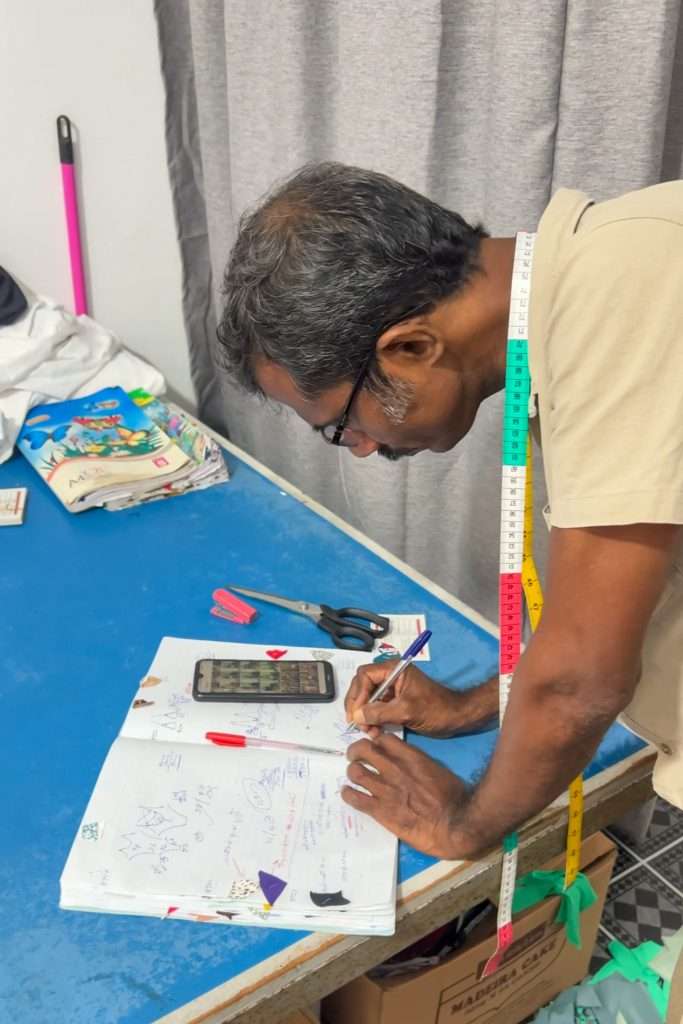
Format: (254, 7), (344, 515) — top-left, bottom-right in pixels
(344, 629), (432, 734)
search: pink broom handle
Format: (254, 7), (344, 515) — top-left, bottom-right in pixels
(57, 115), (88, 316)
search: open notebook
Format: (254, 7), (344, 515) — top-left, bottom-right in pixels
(60, 638), (399, 935)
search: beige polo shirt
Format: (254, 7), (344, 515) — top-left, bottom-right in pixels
(528, 182), (683, 809)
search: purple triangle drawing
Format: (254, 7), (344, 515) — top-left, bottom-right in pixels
(258, 870), (287, 906)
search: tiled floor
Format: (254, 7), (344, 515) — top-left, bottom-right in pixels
(589, 797), (683, 974)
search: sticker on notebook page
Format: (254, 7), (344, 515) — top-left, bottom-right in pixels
(140, 675), (162, 688)
(258, 870), (287, 906)
(229, 879), (259, 900)
(80, 821), (104, 842)
(379, 615), (430, 660)
(374, 643), (400, 664)
(310, 890), (350, 907)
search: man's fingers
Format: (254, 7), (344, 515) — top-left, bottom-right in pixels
(346, 760), (387, 796)
(380, 732), (434, 770)
(346, 735), (402, 781)
(373, 732), (411, 756)
(353, 697), (404, 727)
(344, 680), (376, 720)
(344, 662), (400, 719)
(341, 784), (375, 816)
(346, 737), (378, 763)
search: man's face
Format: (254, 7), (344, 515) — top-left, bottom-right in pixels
(254, 356), (479, 461)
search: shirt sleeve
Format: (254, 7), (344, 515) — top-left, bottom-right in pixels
(543, 217), (683, 528)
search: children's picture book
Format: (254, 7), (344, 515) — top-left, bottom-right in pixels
(60, 638), (399, 935)
(17, 387), (228, 512)
(129, 388), (213, 465)
(126, 388), (228, 505)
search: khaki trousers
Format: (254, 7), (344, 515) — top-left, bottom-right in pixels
(668, 948), (683, 1024)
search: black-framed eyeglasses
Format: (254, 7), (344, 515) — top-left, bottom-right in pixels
(320, 351), (374, 447)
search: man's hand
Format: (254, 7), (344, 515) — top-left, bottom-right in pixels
(342, 733), (478, 859)
(344, 662), (498, 737)
(342, 523), (681, 863)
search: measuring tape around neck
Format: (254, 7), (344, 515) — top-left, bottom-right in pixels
(482, 233), (584, 978)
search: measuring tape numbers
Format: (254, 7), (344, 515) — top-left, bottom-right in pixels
(482, 233), (584, 978)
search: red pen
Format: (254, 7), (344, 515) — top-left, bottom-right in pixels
(205, 732), (344, 756)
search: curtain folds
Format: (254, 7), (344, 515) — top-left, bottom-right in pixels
(155, 0), (682, 623)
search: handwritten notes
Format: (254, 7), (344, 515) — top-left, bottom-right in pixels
(60, 638), (398, 935)
(120, 637), (371, 750)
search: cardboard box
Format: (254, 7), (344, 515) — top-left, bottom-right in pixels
(282, 1007), (320, 1023)
(323, 831), (616, 1024)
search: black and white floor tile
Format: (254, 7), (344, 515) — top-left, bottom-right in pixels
(588, 798), (683, 975)
(589, 925), (616, 975)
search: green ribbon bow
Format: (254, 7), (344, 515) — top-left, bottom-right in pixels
(512, 869), (597, 948)
(590, 939), (671, 1019)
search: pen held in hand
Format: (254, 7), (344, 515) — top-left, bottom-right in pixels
(344, 629), (432, 735)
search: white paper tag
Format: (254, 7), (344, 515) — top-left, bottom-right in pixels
(379, 614), (430, 660)
(0, 487), (27, 525)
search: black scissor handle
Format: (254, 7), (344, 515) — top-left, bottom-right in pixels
(318, 605), (391, 651)
(317, 616), (375, 651)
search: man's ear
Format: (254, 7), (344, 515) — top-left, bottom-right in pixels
(376, 318), (443, 374)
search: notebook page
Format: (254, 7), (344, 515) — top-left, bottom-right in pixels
(120, 637), (372, 751)
(61, 736), (396, 927)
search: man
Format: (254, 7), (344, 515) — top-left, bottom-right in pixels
(217, 162), (683, 867)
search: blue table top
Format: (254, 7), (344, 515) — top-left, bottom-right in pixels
(0, 447), (644, 1023)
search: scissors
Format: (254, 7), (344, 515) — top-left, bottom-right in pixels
(229, 585), (390, 652)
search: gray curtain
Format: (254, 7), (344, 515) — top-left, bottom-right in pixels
(155, 0), (683, 624)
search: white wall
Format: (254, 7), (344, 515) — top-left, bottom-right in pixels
(1, 1), (194, 407)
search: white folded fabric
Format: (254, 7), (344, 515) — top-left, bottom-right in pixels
(0, 279), (165, 464)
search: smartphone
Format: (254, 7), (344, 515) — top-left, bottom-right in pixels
(192, 658), (336, 702)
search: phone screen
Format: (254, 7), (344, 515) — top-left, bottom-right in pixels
(193, 659), (335, 702)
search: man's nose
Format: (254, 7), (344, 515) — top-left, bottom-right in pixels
(349, 435), (380, 458)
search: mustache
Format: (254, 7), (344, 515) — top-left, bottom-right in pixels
(377, 445), (421, 461)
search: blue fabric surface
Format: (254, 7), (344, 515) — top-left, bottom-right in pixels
(0, 451), (645, 1023)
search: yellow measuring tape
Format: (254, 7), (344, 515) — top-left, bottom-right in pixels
(523, 438), (583, 889)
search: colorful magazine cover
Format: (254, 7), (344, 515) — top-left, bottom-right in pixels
(18, 387), (189, 510)
(128, 388), (214, 465)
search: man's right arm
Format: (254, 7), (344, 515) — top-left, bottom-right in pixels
(344, 663), (499, 737)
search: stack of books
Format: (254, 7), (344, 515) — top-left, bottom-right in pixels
(17, 386), (228, 513)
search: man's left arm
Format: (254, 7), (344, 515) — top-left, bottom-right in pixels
(343, 522), (680, 859)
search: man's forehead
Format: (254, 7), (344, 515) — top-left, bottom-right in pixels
(253, 357), (349, 426)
